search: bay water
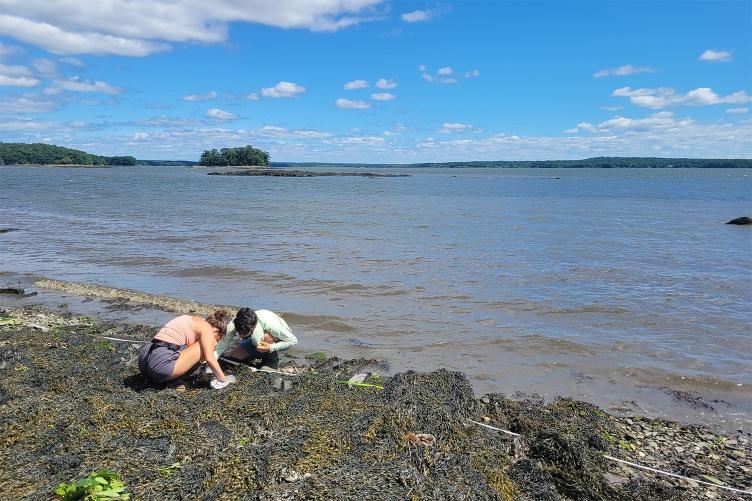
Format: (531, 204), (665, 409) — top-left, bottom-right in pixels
(1, 165), (750, 430)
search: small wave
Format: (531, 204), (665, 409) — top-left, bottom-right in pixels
(492, 334), (598, 356)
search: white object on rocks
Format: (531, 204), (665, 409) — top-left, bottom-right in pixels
(210, 375), (237, 389)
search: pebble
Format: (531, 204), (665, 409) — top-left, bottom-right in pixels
(482, 416), (491, 423)
(480, 397), (490, 404)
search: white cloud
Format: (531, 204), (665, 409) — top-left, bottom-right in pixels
(183, 91), (217, 102)
(371, 92), (395, 101)
(52, 76), (121, 94)
(593, 64), (654, 78)
(336, 98), (371, 109)
(32, 58), (57, 74)
(727, 107), (748, 114)
(0, 1), (383, 56)
(0, 95), (56, 112)
(246, 92), (260, 101)
(401, 9), (434, 23)
(0, 62), (33, 77)
(567, 111), (694, 134)
(0, 14), (169, 56)
(613, 86), (752, 109)
(421, 66), (458, 84)
(375, 78), (396, 89)
(602, 105), (623, 111)
(59, 56), (85, 67)
(439, 122), (481, 133)
(464, 69), (480, 78)
(0, 75), (39, 86)
(344, 79), (368, 90)
(0, 119), (56, 130)
(0, 41), (23, 58)
(261, 81), (306, 98)
(206, 108), (237, 120)
(699, 49), (732, 62)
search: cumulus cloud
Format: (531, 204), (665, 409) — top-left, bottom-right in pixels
(183, 91), (217, 102)
(375, 78), (397, 89)
(439, 122), (481, 133)
(593, 64), (654, 78)
(0, 95), (56, 112)
(613, 86), (752, 109)
(727, 107), (748, 114)
(699, 49), (732, 62)
(344, 79), (368, 90)
(401, 9), (435, 23)
(0, 14), (169, 56)
(568, 111), (693, 134)
(371, 92), (395, 101)
(420, 66), (458, 84)
(336, 98), (371, 109)
(0, 62), (33, 77)
(464, 69), (479, 78)
(0, 41), (23, 58)
(0, 1), (383, 56)
(52, 76), (121, 94)
(206, 108), (237, 120)
(246, 92), (260, 101)
(32, 58), (57, 74)
(59, 56), (85, 67)
(0, 75), (40, 86)
(261, 81), (306, 98)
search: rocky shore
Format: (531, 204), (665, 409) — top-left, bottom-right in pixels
(0, 305), (750, 500)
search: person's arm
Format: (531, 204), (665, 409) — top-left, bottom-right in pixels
(214, 320), (236, 357)
(265, 314), (297, 352)
(197, 320), (226, 382)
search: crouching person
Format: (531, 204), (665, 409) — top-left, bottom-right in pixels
(138, 310), (235, 386)
(220, 308), (297, 369)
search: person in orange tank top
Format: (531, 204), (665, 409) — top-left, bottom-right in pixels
(138, 310), (234, 385)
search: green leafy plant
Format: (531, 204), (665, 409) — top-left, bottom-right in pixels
(619, 440), (637, 452)
(54, 470), (129, 500)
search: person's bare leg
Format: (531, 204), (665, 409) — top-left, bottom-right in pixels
(169, 343), (203, 381)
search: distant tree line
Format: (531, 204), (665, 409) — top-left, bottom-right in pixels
(0, 143), (137, 166)
(199, 145), (270, 166)
(275, 157), (752, 169)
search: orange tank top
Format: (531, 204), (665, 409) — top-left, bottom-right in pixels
(153, 315), (197, 346)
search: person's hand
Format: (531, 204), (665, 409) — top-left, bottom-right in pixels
(263, 332), (276, 344)
(256, 342), (271, 353)
(210, 374), (237, 389)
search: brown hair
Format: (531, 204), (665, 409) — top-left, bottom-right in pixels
(205, 309), (231, 338)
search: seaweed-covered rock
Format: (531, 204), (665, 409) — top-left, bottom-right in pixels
(0, 306), (749, 500)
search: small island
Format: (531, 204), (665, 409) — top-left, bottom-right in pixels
(201, 144), (409, 177)
(199, 145), (270, 167)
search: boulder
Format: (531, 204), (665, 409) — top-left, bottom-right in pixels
(726, 217), (752, 225)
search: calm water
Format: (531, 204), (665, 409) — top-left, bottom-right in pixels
(1, 165), (751, 430)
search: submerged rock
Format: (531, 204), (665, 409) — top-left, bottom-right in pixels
(726, 216), (752, 225)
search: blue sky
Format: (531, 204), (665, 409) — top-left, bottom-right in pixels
(0, 1), (750, 162)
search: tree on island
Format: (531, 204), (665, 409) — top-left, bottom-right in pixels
(199, 145), (270, 166)
(0, 142), (137, 166)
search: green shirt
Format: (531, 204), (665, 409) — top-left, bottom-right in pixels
(218, 309), (297, 354)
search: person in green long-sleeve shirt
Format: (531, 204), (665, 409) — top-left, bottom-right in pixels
(216, 308), (297, 369)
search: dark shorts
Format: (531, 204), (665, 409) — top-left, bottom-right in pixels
(138, 342), (186, 383)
